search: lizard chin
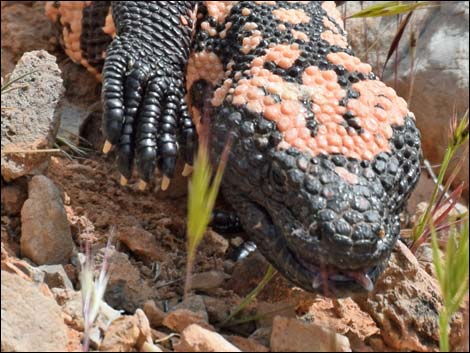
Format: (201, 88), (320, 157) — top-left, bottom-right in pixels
(248, 202), (386, 296)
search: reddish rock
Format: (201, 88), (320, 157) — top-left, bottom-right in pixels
(100, 309), (154, 352)
(174, 324), (241, 352)
(352, 240), (444, 351)
(1, 2), (55, 76)
(1, 183), (27, 215)
(255, 300), (297, 328)
(190, 270), (230, 292)
(163, 309), (213, 334)
(20, 175), (74, 265)
(199, 229), (230, 256)
(117, 226), (169, 264)
(203, 296), (237, 325)
(143, 300), (167, 328)
(225, 335), (269, 352)
(304, 297), (379, 350)
(228, 252), (270, 296)
(270, 316), (351, 352)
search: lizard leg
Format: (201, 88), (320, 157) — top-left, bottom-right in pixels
(101, 1), (197, 186)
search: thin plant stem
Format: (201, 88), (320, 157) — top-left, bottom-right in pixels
(220, 265), (277, 327)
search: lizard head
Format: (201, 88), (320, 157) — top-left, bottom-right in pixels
(217, 108), (421, 295)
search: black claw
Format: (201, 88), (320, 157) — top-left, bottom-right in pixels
(210, 211), (244, 234)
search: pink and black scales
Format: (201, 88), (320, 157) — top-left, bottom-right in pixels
(46, 1), (422, 295)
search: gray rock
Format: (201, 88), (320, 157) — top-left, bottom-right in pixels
(386, 2), (469, 193)
(345, 2), (469, 192)
(174, 295), (209, 323)
(1, 270), (68, 352)
(1, 50), (64, 181)
(105, 249), (155, 313)
(20, 175), (74, 265)
(38, 264), (74, 289)
(57, 98), (90, 144)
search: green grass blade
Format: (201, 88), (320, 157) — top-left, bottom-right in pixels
(220, 265), (277, 327)
(431, 225), (444, 288)
(1, 70), (38, 93)
(348, 1), (435, 18)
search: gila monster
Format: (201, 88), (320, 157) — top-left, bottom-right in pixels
(45, 1), (422, 294)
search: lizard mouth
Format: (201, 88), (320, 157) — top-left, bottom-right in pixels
(294, 255), (380, 292)
(248, 201), (385, 295)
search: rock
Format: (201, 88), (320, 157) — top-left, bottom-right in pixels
(52, 288), (84, 331)
(1, 183), (27, 215)
(117, 226), (169, 264)
(1, 255), (44, 283)
(228, 252), (270, 296)
(143, 300), (167, 328)
(388, 1), (469, 197)
(78, 101), (106, 151)
(405, 173), (439, 216)
(1, 50), (64, 181)
(345, 2), (469, 195)
(173, 295), (209, 322)
(199, 229), (230, 256)
(174, 324), (241, 352)
(352, 240), (444, 351)
(38, 264), (74, 289)
(415, 243), (443, 277)
(55, 286), (122, 334)
(20, 175), (74, 265)
(225, 335), (269, 352)
(63, 263), (78, 286)
(190, 270), (230, 292)
(88, 326), (102, 350)
(1, 270), (68, 352)
(163, 309), (213, 334)
(202, 296), (236, 325)
(255, 300), (297, 328)
(105, 250), (155, 313)
(99, 301), (124, 330)
(249, 327), (272, 348)
(100, 309), (154, 352)
(412, 201), (468, 227)
(270, 316), (351, 352)
(1, 2), (55, 76)
(223, 259), (235, 274)
(302, 297), (379, 351)
(141, 341), (163, 352)
(56, 99), (90, 144)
